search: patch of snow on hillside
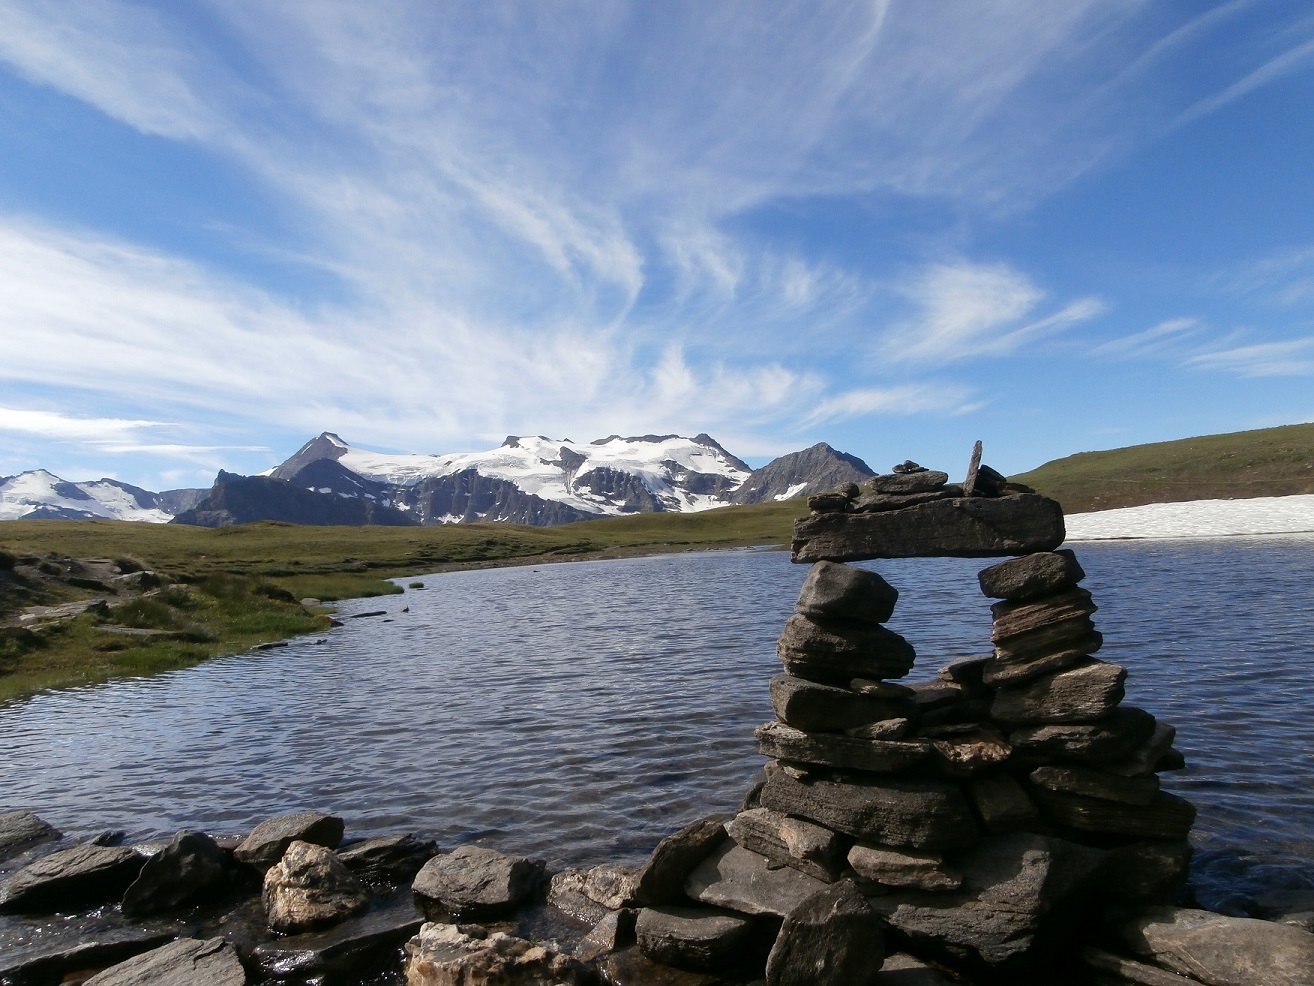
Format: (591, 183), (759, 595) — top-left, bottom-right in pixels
(775, 483), (809, 502)
(1065, 494), (1314, 540)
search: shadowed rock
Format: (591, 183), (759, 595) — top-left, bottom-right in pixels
(685, 839), (830, 918)
(755, 721), (931, 773)
(765, 880), (885, 986)
(0, 811), (60, 858)
(769, 674), (916, 733)
(636, 905), (754, 972)
(1, 843), (144, 913)
(725, 808), (844, 883)
(632, 815), (728, 906)
(777, 614), (916, 685)
(122, 830), (235, 917)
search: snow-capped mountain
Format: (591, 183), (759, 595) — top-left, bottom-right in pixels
(0, 470), (174, 522)
(261, 432), (755, 525)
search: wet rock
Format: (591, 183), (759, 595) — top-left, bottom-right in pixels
(548, 870), (611, 925)
(967, 774), (1039, 832)
(0, 810), (59, 857)
(548, 864), (639, 923)
(233, 810), (345, 871)
(0, 843), (144, 913)
(1030, 764), (1160, 805)
(865, 832), (1105, 973)
(769, 674), (916, 733)
(263, 839), (369, 934)
(794, 560), (899, 624)
(1080, 945), (1195, 986)
(632, 815), (728, 906)
(81, 937), (245, 986)
(776, 614), (916, 685)
(122, 830), (235, 917)
(635, 905), (753, 971)
(404, 922), (593, 985)
(686, 839), (830, 918)
(755, 721), (931, 773)
(725, 807), (845, 883)
(577, 908), (637, 961)
(1104, 722), (1179, 777)
(978, 550), (1086, 601)
(759, 761), (979, 851)
(251, 890), (423, 981)
(791, 493), (1065, 562)
(765, 880), (885, 986)
(1008, 706), (1157, 764)
(0, 917), (184, 985)
(847, 843), (961, 892)
(597, 945), (725, 985)
(1032, 788), (1197, 840)
(411, 845), (544, 917)
(991, 659), (1127, 725)
(1115, 905), (1314, 986)
(869, 470), (949, 494)
(338, 833), (438, 887)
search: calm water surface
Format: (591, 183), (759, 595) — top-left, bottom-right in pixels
(2, 538), (1313, 910)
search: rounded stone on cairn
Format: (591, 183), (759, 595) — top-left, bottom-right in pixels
(262, 839), (368, 934)
(978, 550), (1085, 601)
(234, 810), (345, 871)
(777, 614), (916, 685)
(990, 659), (1127, 726)
(869, 470), (949, 494)
(795, 560), (899, 624)
(769, 673), (917, 733)
(765, 880), (886, 986)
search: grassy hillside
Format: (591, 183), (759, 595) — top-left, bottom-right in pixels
(0, 500), (803, 702)
(1012, 422), (1314, 513)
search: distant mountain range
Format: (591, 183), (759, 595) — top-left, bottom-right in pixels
(2, 433), (876, 527)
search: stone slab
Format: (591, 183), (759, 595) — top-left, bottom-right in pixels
(756, 721), (931, 773)
(686, 840), (830, 919)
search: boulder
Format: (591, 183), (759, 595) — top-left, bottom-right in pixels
(411, 845), (543, 917)
(1104, 722), (1179, 777)
(635, 905), (754, 971)
(632, 815), (728, 906)
(878, 952), (962, 984)
(725, 807), (845, 883)
(337, 834), (438, 887)
(577, 908), (637, 962)
(769, 674), (916, 733)
(776, 614), (916, 684)
(760, 761), (979, 851)
(865, 832), (1105, 972)
(121, 830), (234, 917)
(791, 493), (1065, 562)
(263, 840), (369, 934)
(990, 587), (1097, 639)
(686, 839), (830, 918)
(404, 922), (592, 986)
(755, 721), (931, 773)
(0, 810), (59, 857)
(765, 880), (885, 986)
(990, 660), (1127, 725)
(1095, 842), (1193, 903)
(847, 843), (961, 892)
(82, 937), (246, 986)
(597, 945), (726, 985)
(793, 561), (898, 624)
(548, 863), (640, 922)
(978, 551), (1085, 601)
(1115, 905), (1314, 986)
(0, 843), (144, 913)
(234, 811), (344, 871)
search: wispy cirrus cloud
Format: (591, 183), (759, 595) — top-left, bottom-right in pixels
(0, 407), (171, 443)
(1090, 318), (1202, 360)
(803, 384), (982, 428)
(1186, 338), (1314, 377)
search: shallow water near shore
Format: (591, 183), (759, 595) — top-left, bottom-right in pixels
(2, 537), (1314, 915)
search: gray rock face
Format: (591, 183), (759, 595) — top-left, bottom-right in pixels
(978, 550), (1085, 601)
(263, 840), (369, 934)
(982, 633), (1103, 686)
(632, 815), (728, 906)
(411, 845), (543, 917)
(755, 721), (931, 773)
(1096, 841), (1193, 903)
(121, 830), (233, 917)
(635, 906), (753, 971)
(794, 561), (899, 624)
(0, 843), (143, 913)
(405, 922), (592, 985)
(82, 937), (246, 986)
(866, 832), (1105, 972)
(0, 810), (59, 857)
(725, 808), (844, 883)
(991, 660), (1127, 725)
(791, 493), (1065, 562)
(234, 811), (345, 871)
(1116, 906), (1314, 986)
(925, 727), (1013, 779)
(765, 880), (886, 986)
(685, 840), (830, 918)
(759, 762), (979, 851)
(337, 834), (437, 887)
(776, 614), (916, 684)
(769, 673), (916, 733)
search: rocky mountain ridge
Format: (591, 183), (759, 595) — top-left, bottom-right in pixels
(3, 434), (875, 528)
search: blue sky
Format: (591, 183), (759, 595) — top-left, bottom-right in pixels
(2, 1), (1313, 492)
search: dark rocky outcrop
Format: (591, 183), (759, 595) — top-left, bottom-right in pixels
(171, 472), (416, 527)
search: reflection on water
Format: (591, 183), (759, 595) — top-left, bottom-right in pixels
(2, 538), (1313, 909)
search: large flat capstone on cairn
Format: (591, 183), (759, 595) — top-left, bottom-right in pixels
(629, 445), (1203, 984)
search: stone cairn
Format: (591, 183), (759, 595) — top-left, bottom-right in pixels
(631, 446), (1199, 983)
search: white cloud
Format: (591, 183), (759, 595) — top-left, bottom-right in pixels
(1090, 318), (1202, 359)
(0, 407), (170, 443)
(882, 262), (1105, 364)
(803, 385), (981, 428)
(1186, 338), (1314, 377)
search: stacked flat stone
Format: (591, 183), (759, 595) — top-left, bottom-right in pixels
(652, 458), (1198, 981)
